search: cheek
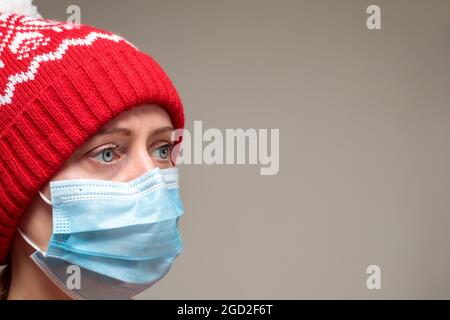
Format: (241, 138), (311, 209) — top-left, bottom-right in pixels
(54, 156), (117, 181)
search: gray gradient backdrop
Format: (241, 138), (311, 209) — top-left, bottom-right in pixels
(35, 0), (450, 299)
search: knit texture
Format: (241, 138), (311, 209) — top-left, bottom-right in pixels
(0, 13), (184, 264)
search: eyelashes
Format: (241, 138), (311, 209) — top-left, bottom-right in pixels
(87, 142), (175, 169)
(88, 144), (123, 169)
(151, 143), (173, 161)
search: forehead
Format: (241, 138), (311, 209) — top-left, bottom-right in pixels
(101, 104), (173, 130)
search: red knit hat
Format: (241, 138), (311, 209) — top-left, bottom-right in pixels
(0, 13), (184, 264)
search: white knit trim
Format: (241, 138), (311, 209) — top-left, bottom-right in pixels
(0, 31), (126, 105)
(9, 31), (43, 53)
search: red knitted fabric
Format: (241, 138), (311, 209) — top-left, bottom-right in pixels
(0, 13), (184, 264)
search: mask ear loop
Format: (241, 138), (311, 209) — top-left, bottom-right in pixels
(39, 190), (52, 206)
(17, 229), (47, 257)
(16, 189), (52, 257)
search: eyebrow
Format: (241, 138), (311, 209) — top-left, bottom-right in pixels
(95, 126), (174, 137)
(151, 126), (174, 136)
(96, 127), (132, 136)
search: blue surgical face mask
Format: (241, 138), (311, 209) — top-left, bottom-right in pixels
(18, 167), (184, 300)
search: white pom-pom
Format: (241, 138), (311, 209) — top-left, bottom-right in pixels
(0, 0), (42, 18)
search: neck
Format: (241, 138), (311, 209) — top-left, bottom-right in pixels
(7, 233), (71, 300)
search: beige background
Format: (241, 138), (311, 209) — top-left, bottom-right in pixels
(35, 0), (450, 299)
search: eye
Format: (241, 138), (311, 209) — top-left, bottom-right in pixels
(152, 144), (172, 161)
(92, 147), (117, 163)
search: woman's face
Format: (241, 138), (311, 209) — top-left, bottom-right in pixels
(18, 104), (175, 251)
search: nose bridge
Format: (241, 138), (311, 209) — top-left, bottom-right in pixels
(127, 145), (156, 180)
